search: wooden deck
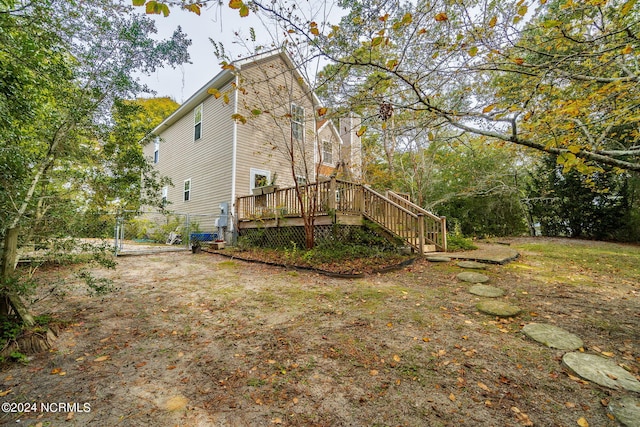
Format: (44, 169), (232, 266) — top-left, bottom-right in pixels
(236, 178), (447, 253)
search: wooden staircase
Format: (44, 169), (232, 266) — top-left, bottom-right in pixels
(362, 186), (447, 253)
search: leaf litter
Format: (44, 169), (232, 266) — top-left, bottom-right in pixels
(0, 237), (637, 426)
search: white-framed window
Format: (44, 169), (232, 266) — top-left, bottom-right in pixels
(291, 103), (304, 141)
(153, 138), (160, 164)
(161, 186), (168, 205)
(194, 104), (203, 140)
(250, 168), (270, 190)
(183, 179), (191, 201)
(296, 176), (307, 186)
(322, 140), (333, 164)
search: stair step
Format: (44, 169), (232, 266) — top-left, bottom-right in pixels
(422, 245), (437, 254)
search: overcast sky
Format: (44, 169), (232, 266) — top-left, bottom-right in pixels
(138, 2), (344, 104)
(138, 4), (264, 103)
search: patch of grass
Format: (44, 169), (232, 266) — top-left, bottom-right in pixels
(446, 235), (478, 251)
(0, 317), (23, 342)
(511, 240), (640, 284)
(218, 260), (238, 269)
(9, 351), (29, 364)
(247, 377), (267, 387)
(349, 286), (387, 303)
(279, 287), (324, 307)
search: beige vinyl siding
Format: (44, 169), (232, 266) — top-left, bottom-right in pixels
(233, 53), (319, 195)
(144, 80), (236, 216)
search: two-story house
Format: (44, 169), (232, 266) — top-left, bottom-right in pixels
(144, 49), (362, 240)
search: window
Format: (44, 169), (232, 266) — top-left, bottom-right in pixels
(161, 186), (168, 205)
(250, 168), (270, 190)
(184, 179), (191, 201)
(291, 104), (304, 141)
(296, 176), (307, 186)
(322, 140), (332, 164)
(153, 138), (159, 164)
(194, 104), (203, 140)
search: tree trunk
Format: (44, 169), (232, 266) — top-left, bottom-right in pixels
(1, 228), (35, 327)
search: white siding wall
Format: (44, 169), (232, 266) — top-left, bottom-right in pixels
(143, 80), (236, 217)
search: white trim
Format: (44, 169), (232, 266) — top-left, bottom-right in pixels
(194, 103), (203, 141)
(153, 138), (160, 164)
(249, 168), (271, 191)
(322, 139), (333, 165)
(161, 186), (168, 204)
(291, 103), (305, 141)
(183, 178), (191, 202)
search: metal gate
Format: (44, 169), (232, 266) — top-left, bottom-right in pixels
(114, 210), (221, 256)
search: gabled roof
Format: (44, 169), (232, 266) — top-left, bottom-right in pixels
(149, 48), (324, 136)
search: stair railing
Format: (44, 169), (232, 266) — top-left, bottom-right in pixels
(386, 191), (447, 252)
(362, 186), (428, 253)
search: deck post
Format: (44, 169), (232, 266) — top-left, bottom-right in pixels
(440, 216), (447, 252)
(417, 213), (425, 256)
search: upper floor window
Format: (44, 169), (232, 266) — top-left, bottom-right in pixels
(322, 140), (332, 164)
(184, 179), (191, 201)
(153, 138), (160, 164)
(194, 104), (203, 140)
(291, 104), (304, 141)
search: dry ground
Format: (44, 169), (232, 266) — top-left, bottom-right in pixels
(0, 238), (638, 426)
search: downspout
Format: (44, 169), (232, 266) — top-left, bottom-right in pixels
(230, 74), (239, 235)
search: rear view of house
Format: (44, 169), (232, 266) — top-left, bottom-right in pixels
(144, 49), (362, 240)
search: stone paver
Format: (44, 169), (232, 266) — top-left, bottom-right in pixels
(446, 243), (520, 265)
(457, 272), (490, 283)
(563, 352), (640, 393)
(457, 261), (487, 269)
(468, 284), (504, 298)
(476, 300), (521, 317)
(522, 323), (583, 350)
(426, 256), (452, 262)
(608, 396), (640, 427)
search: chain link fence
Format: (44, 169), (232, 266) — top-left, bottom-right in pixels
(114, 210), (223, 255)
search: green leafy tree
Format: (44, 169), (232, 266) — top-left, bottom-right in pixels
(527, 155), (639, 241)
(0, 0), (190, 324)
(79, 97), (179, 237)
(206, 0), (640, 173)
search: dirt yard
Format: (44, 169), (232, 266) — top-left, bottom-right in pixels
(0, 238), (638, 426)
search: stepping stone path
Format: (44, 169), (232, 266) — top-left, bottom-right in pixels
(457, 260), (487, 269)
(476, 300), (521, 317)
(522, 323), (583, 351)
(562, 352), (640, 393)
(457, 272), (490, 283)
(608, 397), (640, 427)
(468, 284), (504, 298)
(454, 248), (639, 426)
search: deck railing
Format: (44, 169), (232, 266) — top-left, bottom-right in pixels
(236, 177), (363, 221)
(236, 178), (446, 253)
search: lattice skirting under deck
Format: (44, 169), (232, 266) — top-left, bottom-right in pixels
(238, 224), (367, 249)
